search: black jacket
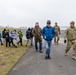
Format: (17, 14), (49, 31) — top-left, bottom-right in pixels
(2, 31), (6, 38)
(26, 30), (31, 39)
(5, 32), (9, 39)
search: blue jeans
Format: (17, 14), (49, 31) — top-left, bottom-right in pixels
(35, 42), (42, 51)
(30, 38), (33, 46)
(45, 40), (52, 57)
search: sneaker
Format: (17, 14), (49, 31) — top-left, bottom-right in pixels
(48, 56), (51, 59)
(1, 43), (3, 45)
(45, 56), (48, 60)
(15, 46), (17, 48)
(39, 51), (43, 53)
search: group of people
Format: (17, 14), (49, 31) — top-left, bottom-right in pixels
(0, 29), (23, 48)
(27, 20), (76, 60)
(29, 21), (60, 59)
(0, 20), (76, 60)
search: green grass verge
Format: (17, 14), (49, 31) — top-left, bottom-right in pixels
(0, 43), (29, 75)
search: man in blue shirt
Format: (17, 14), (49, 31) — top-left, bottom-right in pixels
(42, 20), (55, 59)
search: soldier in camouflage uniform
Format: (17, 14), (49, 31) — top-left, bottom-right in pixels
(54, 22), (60, 44)
(64, 21), (76, 60)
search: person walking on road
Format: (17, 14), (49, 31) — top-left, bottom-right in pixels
(64, 21), (76, 60)
(42, 20), (55, 59)
(32, 22), (42, 53)
(54, 22), (60, 45)
(26, 28), (31, 47)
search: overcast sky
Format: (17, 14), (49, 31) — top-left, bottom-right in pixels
(0, 0), (76, 28)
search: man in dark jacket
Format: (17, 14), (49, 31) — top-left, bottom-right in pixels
(2, 28), (6, 44)
(42, 20), (55, 59)
(26, 28), (31, 47)
(32, 22), (42, 53)
(5, 30), (10, 47)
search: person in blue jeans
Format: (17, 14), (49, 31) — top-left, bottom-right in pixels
(42, 20), (55, 59)
(32, 22), (42, 53)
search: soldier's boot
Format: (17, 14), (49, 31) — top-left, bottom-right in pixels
(64, 50), (69, 56)
(65, 46), (71, 56)
(72, 56), (76, 60)
(72, 51), (76, 60)
(64, 52), (67, 56)
(72, 43), (76, 60)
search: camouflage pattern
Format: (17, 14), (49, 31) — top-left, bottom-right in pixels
(64, 27), (76, 59)
(32, 26), (42, 43)
(64, 27), (76, 41)
(54, 25), (60, 44)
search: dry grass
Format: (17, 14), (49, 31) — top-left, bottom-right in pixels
(0, 43), (29, 75)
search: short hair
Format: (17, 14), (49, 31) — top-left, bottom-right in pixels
(70, 21), (75, 25)
(14, 30), (16, 32)
(35, 22), (39, 24)
(55, 22), (57, 24)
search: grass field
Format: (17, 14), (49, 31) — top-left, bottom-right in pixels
(0, 43), (29, 75)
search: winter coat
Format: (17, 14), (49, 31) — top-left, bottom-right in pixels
(18, 31), (23, 38)
(2, 30), (6, 38)
(26, 30), (31, 39)
(42, 26), (55, 41)
(11, 32), (18, 39)
(32, 26), (42, 42)
(5, 32), (10, 40)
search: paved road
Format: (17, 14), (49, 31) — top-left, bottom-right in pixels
(8, 37), (76, 75)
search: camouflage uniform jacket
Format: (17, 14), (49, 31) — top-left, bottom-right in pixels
(64, 27), (76, 41)
(54, 26), (60, 35)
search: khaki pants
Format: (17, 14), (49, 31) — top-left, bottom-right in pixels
(54, 35), (60, 44)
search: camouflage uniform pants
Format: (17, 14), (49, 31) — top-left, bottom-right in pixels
(65, 40), (76, 58)
(54, 34), (60, 44)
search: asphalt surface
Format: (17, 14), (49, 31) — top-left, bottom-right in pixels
(8, 31), (76, 75)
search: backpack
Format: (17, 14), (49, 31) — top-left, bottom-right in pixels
(26, 30), (31, 39)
